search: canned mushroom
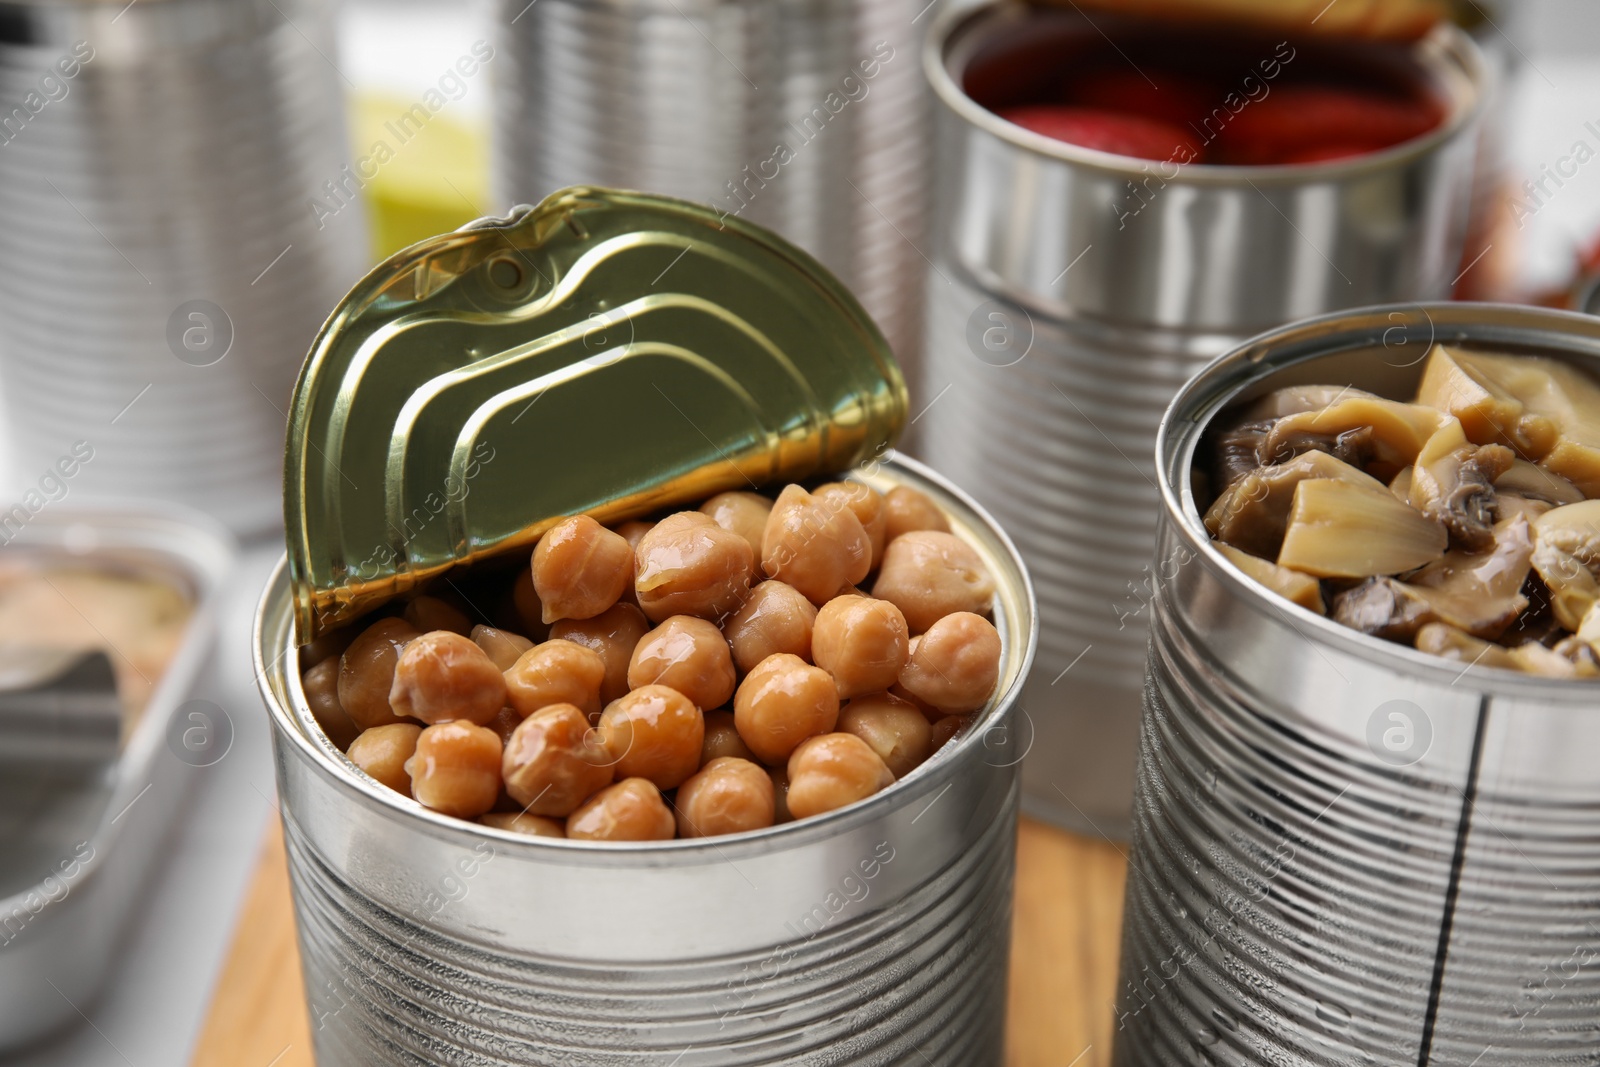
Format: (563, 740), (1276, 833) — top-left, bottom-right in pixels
(303, 475), (1008, 839)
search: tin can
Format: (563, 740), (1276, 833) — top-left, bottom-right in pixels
(0, 505), (236, 1050)
(257, 454), (1036, 1066)
(1114, 303), (1600, 1066)
(0, 0), (367, 536)
(489, 0), (931, 376)
(917, 1), (1486, 836)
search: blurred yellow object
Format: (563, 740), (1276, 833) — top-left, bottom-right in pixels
(348, 92), (490, 261)
(1055, 0), (1449, 40)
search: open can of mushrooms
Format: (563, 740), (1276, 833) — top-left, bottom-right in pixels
(255, 188), (1037, 1065)
(1115, 303), (1600, 1066)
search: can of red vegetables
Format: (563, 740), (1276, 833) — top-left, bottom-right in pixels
(256, 189), (1038, 1065)
(917, 0), (1487, 836)
(1115, 302), (1600, 1066)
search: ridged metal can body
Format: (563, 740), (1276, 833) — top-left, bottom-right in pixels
(1115, 304), (1600, 1066)
(918, 1), (1486, 836)
(489, 0), (929, 376)
(257, 455), (1037, 1066)
(0, 0), (367, 535)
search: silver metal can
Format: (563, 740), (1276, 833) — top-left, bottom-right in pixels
(0, 0), (367, 536)
(256, 455), (1036, 1066)
(489, 0), (930, 375)
(1114, 302), (1600, 1066)
(917, 1), (1486, 836)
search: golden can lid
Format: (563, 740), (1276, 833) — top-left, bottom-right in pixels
(284, 186), (906, 640)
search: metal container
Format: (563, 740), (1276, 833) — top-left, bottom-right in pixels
(1115, 303), (1600, 1066)
(0, 0), (367, 536)
(258, 454), (1035, 1065)
(261, 188), (1037, 1064)
(917, 1), (1486, 836)
(0, 505), (235, 1050)
(489, 0), (931, 377)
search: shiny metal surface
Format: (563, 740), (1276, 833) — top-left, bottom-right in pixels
(0, 507), (235, 1050)
(1115, 303), (1600, 1066)
(286, 189), (904, 640)
(489, 0), (930, 379)
(917, 1), (1486, 836)
(0, 0), (367, 535)
(259, 455), (1036, 1066)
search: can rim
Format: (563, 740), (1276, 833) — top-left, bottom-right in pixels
(1156, 300), (1600, 698)
(255, 452), (1040, 858)
(923, 0), (1487, 186)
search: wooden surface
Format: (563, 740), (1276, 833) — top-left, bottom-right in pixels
(191, 817), (1128, 1067)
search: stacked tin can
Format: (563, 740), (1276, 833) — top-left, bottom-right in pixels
(0, 0), (366, 535)
(1117, 303), (1600, 1066)
(489, 0), (930, 371)
(917, 0), (1485, 835)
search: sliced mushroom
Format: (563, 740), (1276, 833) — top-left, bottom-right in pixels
(1241, 384), (1380, 422)
(1212, 419), (1276, 491)
(1415, 622), (1583, 678)
(1495, 460), (1583, 508)
(1530, 500), (1600, 631)
(1415, 345), (1559, 459)
(1205, 452), (1386, 560)
(1406, 420), (1515, 552)
(1330, 514), (1532, 640)
(1389, 466), (1414, 502)
(1215, 543), (1325, 615)
(1276, 478), (1447, 579)
(1264, 396), (1451, 482)
(1553, 631), (1600, 676)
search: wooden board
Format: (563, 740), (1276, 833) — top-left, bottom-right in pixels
(191, 817), (1127, 1067)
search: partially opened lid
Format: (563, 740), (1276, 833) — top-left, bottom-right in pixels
(284, 187), (906, 640)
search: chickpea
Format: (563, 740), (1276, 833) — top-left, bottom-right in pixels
(501, 703), (615, 815)
(723, 580), (817, 675)
(700, 491), (773, 566)
(472, 624), (534, 671)
(504, 639), (606, 721)
(634, 512), (753, 623)
(389, 631), (508, 726)
(785, 733), (894, 819)
(567, 778), (676, 841)
(347, 723), (422, 795)
(761, 485), (871, 605)
(403, 595), (473, 636)
(615, 520), (655, 552)
(303, 657), (360, 750)
(838, 692), (932, 779)
(883, 485), (951, 542)
(488, 706), (522, 746)
(811, 594), (909, 699)
(550, 602), (650, 705)
(338, 617), (419, 729)
(732, 653), (840, 766)
(897, 612), (1002, 714)
(597, 684), (704, 789)
(627, 615), (736, 710)
(480, 811), (566, 838)
(300, 626), (354, 671)
(929, 713), (967, 751)
(871, 531), (996, 633)
(508, 568), (550, 643)
(405, 722), (503, 818)
(532, 515), (635, 624)
(815, 482), (887, 570)
(770, 766), (793, 824)
(675, 757), (775, 837)
(701, 709), (757, 765)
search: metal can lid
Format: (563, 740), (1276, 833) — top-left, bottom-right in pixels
(284, 186), (906, 640)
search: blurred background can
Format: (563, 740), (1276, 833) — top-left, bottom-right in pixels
(1116, 303), (1600, 1066)
(489, 0), (931, 382)
(258, 456), (1037, 1066)
(917, 0), (1486, 837)
(0, 0), (368, 536)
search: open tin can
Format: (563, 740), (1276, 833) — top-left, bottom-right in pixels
(917, 0), (1486, 836)
(257, 188), (1037, 1064)
(1116, 303), (1600, 1065)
